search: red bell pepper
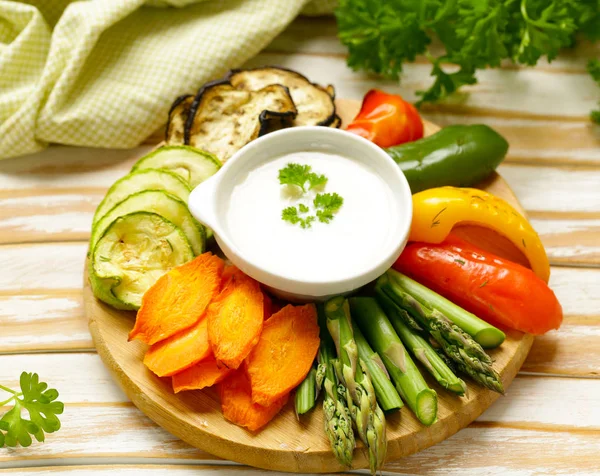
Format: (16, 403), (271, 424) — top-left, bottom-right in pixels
(346, 89), (424, 148)
(393, 235), (563, 335)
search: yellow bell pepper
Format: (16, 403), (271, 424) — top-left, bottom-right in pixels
(409, 187), (550, 283)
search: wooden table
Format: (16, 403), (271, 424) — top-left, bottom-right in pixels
(1, 17), (599, 476)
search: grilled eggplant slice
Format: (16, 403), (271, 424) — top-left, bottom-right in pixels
(325, 84), (336, 99)
(90, 212), (194, 310)
(166, 94), (193, 144)
(227, 67), (337, 127)
(185, 80), (297, 161)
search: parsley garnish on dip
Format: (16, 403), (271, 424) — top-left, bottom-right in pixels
(226, 151), (397, 282)
(278, 163), (344, 228)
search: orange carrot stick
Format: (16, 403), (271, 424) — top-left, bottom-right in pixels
(144, 318), (211, 377)
(245, 304), (320, 406)
(172, 357), (233, 393)
(219, 369), (288, 432)
(207, 270), (264, 369)
(129, 253), (224, 345)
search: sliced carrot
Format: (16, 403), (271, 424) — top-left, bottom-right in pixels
(129, 253), (224, 345)
(172, 357), (233, 393)
(263, 293), (284, 320)
(218, 369), (288, 432)
(263, 293), (273, 319)
(246, 304), (320, 406)
(220, 265), (238, 288)
(207, 270), (264, 369)
(144, 318), (211, 377)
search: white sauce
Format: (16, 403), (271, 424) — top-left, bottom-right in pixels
(226, 151), (397, 282)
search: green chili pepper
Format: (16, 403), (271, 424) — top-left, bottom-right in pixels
(386, 125), (508, 194)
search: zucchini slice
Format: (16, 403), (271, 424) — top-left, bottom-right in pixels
(90, 212), (193, 310)
(185, 80), (297, 162)
(92, 169), (191, 227)
(91, 190), (205, 255)
(227, 67), (337, 127)
(132, 145), (221, 188)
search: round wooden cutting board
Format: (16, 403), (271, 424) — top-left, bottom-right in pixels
(84, 99), (535, 473)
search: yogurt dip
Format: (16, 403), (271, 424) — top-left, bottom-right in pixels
(225, 150), (399, 283)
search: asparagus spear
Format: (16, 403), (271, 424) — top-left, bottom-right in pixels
(295, 366), (319, 416)
(390, 269), (505, 348)
(317, 305), (355, 467)
(349, 297), (438, 427)
(354, 325), (404, 412)
(378, 270), (504, 394)
(325, 297), (387, 473)
(377, 291), (467, 395)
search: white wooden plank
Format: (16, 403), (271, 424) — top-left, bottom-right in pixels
(0, 193), (99, 240)
(0, 243), (87, 292)
(0, 294), (90, 352)
(7, 457), (598, 476)
(1, 353), (598, 429)
(0, 353), (125, 404)
(498, 165), (600, 213)
(4, 466), (323, 476)
(0, 405), (599, 476)
(530, 216), (600, 264)
(0, 146), (151, 190)
(548, 267), (600, 317)
(526, 318), (600, 377)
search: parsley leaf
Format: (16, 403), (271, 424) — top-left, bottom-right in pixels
(335, 0), (600, 118)
(278, 163), (328, 192)
(298, 203), (310, 213)
(279, 163), (311, 192)
(314, 193), (344, 223)
(0, 372), (64, 447)
(314, 192), (344, 211)
(282, 206), (315, 229)
(302, 216), (316, 229)
(307, 172), (328, 190)
(282, 206), (301, 225)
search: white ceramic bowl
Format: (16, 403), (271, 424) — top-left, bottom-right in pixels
(188, 126), (412, 301)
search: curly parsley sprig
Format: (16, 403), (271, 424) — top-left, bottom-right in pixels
(279, 164), (344, 228)
(278, 163), (328, 192)
(335, 0), (599, 117)
(0, 372), (64, 447)
(314, 193), (344, 223)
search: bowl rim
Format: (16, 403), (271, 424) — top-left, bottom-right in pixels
(189, 126), (413, 297)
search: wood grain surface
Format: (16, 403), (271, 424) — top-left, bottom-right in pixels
(0, 14), (598, 476)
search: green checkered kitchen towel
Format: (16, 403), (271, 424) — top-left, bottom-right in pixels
(0, 0), (337, 160)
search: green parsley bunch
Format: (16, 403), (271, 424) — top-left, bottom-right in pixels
(335, 0), (600, 121)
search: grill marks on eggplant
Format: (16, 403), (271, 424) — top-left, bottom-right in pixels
(165, 67), (339, 162)
(183, 81), (297, 162)
(227, 67), (337, 127)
